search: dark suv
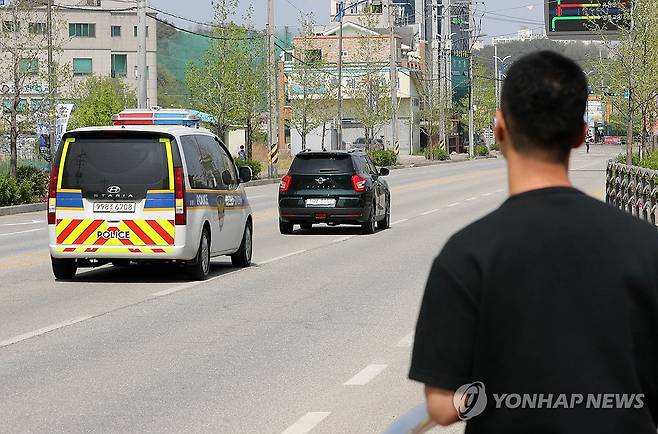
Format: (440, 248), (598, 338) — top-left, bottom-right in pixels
(278, 150), (391, 234)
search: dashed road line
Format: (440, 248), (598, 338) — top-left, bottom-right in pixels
(447, 202), (460, 207)
(0, 220), (43, 227)
(0, 228), (45, 237)
(281, 412), (331, 434)
(420, 209), (440, 216)
(259, 250), (307, 265)
(0, 315), (92, 348)
(466, 197), (477, 201)
(495, 188), (505, 193)
(396, 332), (414, 348)
(481, 192), (492, 197)
(390, 218), (409, 226)
(332, 235), (355, 243)
(344, 364), (389, 386)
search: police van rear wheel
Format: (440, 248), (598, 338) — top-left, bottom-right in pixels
(51, 258), (77, 280)
(231, 223), (252, 268)
(187, 229), (210, 281)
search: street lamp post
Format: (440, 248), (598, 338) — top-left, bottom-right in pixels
(493, 47), (511, 110)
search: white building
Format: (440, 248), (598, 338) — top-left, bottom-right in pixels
(492, 28), (546, 46)
(0, 0), (157, 108)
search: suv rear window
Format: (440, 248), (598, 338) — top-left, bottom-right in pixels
(289, 154), (354, 174)
(60, 135), (170, 199)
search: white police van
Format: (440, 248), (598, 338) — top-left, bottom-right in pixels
(47, 109), (253, 280)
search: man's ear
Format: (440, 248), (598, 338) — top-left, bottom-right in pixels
(495, 112), (508, 157)
(573, 122), (588, 149)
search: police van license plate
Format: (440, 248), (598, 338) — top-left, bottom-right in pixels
(93, 202), (136, 213)
(305, 198), (336, 208)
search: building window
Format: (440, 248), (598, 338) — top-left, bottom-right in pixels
(304, 49), (322, 62)
(69, 23), (96, 38)
(28, 22), (47, 34)
(111, 25), (121, 37)
(111, 54), (127, 78)
(3, 21), (19, 32)
(19, 58), (39, 75)
(73, 58), (93, 75)
(133, 25), (148, 37)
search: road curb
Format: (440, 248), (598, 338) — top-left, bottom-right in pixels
(244, 178), (280, 187)
(0, 202), (47, 216)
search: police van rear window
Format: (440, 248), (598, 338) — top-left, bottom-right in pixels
(289, 154), (354, 174)
(60, 136), (170, 200)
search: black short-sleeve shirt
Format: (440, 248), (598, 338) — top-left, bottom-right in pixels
(409, 187), (658, 433)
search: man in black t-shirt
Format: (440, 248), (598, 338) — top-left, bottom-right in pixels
(409, 51), (658, 433)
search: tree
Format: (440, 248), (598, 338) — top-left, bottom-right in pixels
(472, 59), (496, 136)
(348, 13), (391, 146)
(68, 76), (137, 130)
(0, 0), (67, 177)
(185, 0), (265, 143)
(288, 18), (336, 150)
(595, 0), (658, 162)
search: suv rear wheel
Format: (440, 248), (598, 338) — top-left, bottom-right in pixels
(52, 258), (77, 280)
(279, 220), (294, 234)
(187, 229), (210, 280)
(377, 198), (390, 230)
(362, 202), (377, 234)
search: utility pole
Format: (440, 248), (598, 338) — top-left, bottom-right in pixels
(47, 0), (55, 167)
(439, 0), (450, 150)
(337, 1), (344, 150)
(137, 0), (148, 108)
(267, 0), (278, 177)
(468, 0), (474, 159)
(389, 0), (398, 155)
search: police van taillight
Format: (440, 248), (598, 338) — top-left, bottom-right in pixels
(48, 165), (59, 225)
(174, 166), (186, 225)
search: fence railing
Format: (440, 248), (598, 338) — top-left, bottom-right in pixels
(606, 161), (658, 226)
(381, 403), (436, 434)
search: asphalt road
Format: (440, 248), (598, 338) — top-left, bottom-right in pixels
(0, 145), (620, 434)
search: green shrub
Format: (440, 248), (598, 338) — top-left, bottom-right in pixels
(235, 159), (263, 179)
(614, 152), (640, 166)
(638, 151), (658, 170)
(424, 147), (449, 161)
(0, 176), (33, 206)
(475, 145), (489, 157)
(367, 149), (397, 167)
(16, 166), (49, 200)
(490, 143), (500, 151)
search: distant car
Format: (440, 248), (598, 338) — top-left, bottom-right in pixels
(278, 150), (391, 234)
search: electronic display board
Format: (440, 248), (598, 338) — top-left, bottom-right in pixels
(545, 1), (629, 39)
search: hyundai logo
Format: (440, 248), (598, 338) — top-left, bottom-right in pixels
(107, 185), (121, 194)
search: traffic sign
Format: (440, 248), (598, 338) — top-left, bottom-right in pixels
(545, 0), (629, 40)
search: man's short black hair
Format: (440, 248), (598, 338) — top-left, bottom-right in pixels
(501, 50), (588, 162)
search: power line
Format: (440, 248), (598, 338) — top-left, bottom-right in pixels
(150, 13), (265, 40)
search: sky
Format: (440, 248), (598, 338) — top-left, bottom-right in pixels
(151, 0), (547, 43)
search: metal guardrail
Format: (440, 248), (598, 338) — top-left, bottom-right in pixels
(381, 403), (436, 434)
(606, 161), (658, 227)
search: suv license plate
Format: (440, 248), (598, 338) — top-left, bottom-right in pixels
(305, 198), (336, 208)
(93, 202), (136, 213)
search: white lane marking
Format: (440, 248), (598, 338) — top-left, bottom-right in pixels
(495, 188), (505, 193)
(481, 193), (492, 197)
(396, 332), (414, 348)
(152, 267), (246, 297)
(420, 209), (440, 216)
(332, 235), (355, 243)
(281, 412), (331, 434)
(0, 315), (92, 348)
(447, 202), (459, 207)
(344, 364), (389, 386)
(247, 195), (264, 200)
(0, 220), (43, 227)
(390, 218), (409, 226)
(259, 250), (307, 265)
(466, 197), (477, 201)
(0, 228), (45, 237)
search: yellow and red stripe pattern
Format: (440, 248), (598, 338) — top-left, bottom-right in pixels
(55, 219), (175, 253)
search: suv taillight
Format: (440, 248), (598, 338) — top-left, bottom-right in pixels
(352, 174), (366, 192)
(280, 175), (292, 193)
(47, 165), (59, 224)
(174, 166), (186, 225)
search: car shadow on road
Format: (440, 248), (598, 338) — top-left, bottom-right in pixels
(70, 261), (238, 284)
(291, 225), (364, 236)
